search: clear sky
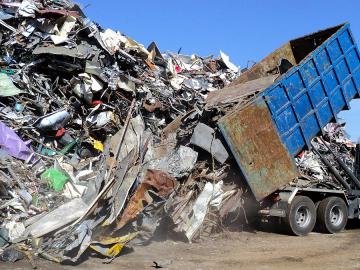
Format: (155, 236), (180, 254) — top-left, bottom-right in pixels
(77, 0), (360, 141)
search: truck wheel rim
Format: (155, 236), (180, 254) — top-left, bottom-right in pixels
(329, 205), (343, 226)
(295, 206), (311, 228)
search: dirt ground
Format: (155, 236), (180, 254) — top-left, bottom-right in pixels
(4, 223), (360, 270)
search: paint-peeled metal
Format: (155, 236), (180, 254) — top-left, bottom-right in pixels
(219, 100), (298, 201)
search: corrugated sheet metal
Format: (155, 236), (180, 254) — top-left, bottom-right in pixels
(261, 23), (360, 156)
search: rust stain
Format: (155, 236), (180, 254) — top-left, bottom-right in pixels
(143, 99), (163, 112)
(230, 42), (296, 86)
(219, 100), (298, 200)
(116, 169), (177, 229)
(205, 75), (277, 108)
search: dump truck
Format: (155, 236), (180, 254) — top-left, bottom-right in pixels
(218, 23), (360, 236)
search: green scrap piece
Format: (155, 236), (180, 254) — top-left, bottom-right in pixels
(0, 69), (15, 75)
(0, 73), (24, 97)
(37, 138), (79, 157)
(41, 168), (69, 192)
(59, 138), (79, 155)
(41, 147), (57, 156)
(32, 193), (39, 207)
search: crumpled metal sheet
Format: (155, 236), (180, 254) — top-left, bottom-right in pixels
(0, 10), (14, 20)
(99, 29), (126, 55)
(184, 181), (223, 241)
(220, 50), (239, 73)
(149, 146), (198, 178)
(0, 247), (24, 262)
(89, 232), (138, 258)
(166, 181), (224, 242)
(109, 115), (145, 161)
(50, 16), (77, 44)
(190, 123), (229, 164)
(116, 169), (177, 229)
(32, 43), (93, 59)
(130, 200), (166, 245)
(296, 151), (325, 180)
(104, 155), (138, 225)
(40, 214), (106, 263)
(0, 121), (33, 161)
(0, 73), (25, 97)
(61, 219), (95, 262)
(18, 0), (37, 17)
(24, 198), (88, 238)
(219, 189), (244, 226)
(4, 221), (25, 242)
(0, 228), (9, 247)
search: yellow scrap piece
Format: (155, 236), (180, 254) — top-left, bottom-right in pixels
(16, 244), (37, 268)
(38, 251), (62, 263)
(90, 242), (124, 258)
(89, 232), (138, 258)
(90, 137), (104, 152)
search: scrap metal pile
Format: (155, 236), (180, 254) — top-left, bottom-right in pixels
(2, 0), (357, 266)
(295, 122), (358, 190)
(0, 0), (253, 265)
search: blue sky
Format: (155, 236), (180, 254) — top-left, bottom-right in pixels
(77, 0), (360, 141)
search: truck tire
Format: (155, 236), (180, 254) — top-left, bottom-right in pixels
(317, 197), (348, 234)
(284, 196), (316, 236)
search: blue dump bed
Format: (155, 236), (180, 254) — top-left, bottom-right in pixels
(262, 23), (360, 156)
(219, 24), (360, 200)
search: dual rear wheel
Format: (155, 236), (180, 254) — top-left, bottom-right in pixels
(317, 196), (348, 234)
(283, 196), (348, 236)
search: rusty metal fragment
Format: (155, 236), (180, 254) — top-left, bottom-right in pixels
(230, 43), (296, 86)
(116, 170), (177, 229)
(143, 98), (163, 112)
(206, 75), (277, 108)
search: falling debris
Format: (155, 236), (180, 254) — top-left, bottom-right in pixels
(0, 0), (244, 265)
(190, 123), (229, 164)
(0, 0), (359, 265)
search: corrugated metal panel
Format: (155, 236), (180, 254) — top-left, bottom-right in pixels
(219, 100), (298, 201)
(261, 23), (360, 156)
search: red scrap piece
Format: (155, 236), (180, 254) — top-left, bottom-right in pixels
(55, 128), (66, 138)
(92, 100), (103, 106)
(175, 65), (181, 73)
